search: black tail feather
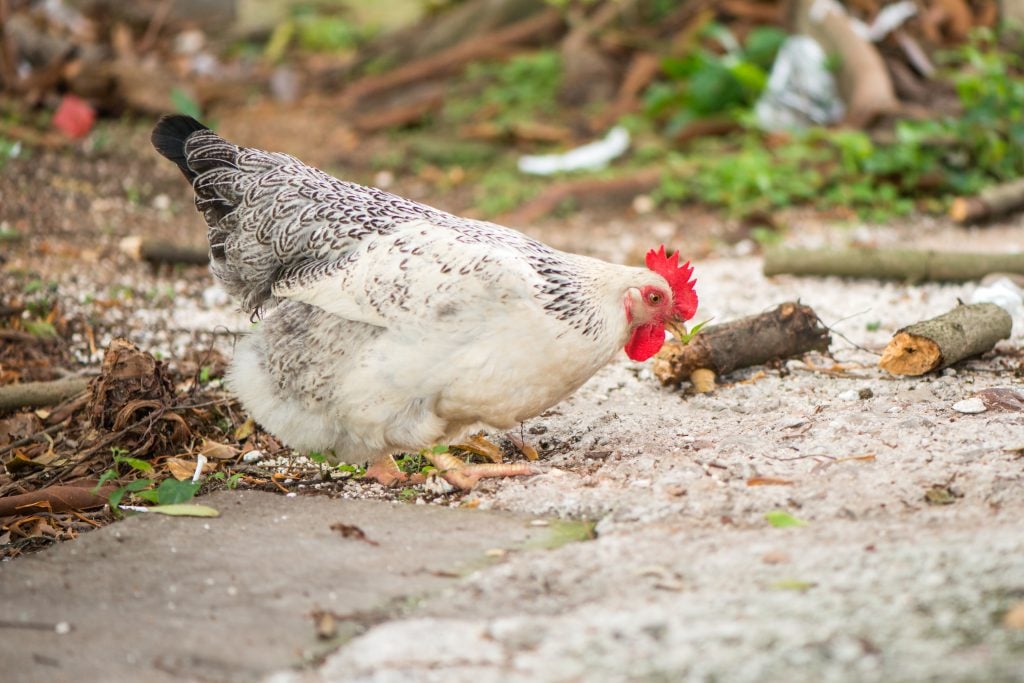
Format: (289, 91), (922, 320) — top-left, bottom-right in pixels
(151, 114), (210, 181)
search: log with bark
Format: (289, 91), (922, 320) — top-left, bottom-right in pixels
(764, 247), (1024, 282)
(0, 378), (90, 413)
(119, 236), (209, 266)
(878, 303), (1011, 376)
(653, 302), (831, 387)
(949, 177), (1024, 224)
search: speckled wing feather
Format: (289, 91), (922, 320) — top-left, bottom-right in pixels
(151, 115), (597, 331)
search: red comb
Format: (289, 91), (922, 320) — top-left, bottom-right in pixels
(645, 245), (698, 320)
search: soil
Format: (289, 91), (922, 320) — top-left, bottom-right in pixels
(1, 115), (1023, 682)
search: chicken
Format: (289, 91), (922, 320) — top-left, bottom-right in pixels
(152, 115), (698, 489)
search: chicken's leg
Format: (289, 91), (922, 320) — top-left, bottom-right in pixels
(424, 449), (536, 490)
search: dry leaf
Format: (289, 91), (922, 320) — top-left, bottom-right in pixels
(975, 387), (1024, 412)
(454, 434), (503, 463)
(329, 522), (379, 546)
(234, 417), (256, 440)
(166, 457), (213, 481)
(199, 439), (240, 460)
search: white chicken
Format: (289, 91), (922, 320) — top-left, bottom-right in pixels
(152, 115), (698, 489)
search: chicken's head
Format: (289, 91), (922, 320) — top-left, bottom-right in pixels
(623, 245), (698, 362)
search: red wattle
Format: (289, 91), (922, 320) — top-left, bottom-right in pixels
(624, 323), (665, 361)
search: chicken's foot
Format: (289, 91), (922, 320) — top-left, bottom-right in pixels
(424, 450), (537, 490)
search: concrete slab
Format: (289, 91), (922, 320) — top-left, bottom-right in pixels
(0, 490), (566, 683)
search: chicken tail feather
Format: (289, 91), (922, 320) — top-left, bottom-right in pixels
(151, 114), (210, 181)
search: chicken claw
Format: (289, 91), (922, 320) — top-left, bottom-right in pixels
(424, 450), (537, 490)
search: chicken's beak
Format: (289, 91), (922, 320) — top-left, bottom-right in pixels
(666, 319), (689, 342)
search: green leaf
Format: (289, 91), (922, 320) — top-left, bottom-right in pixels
(154, 478), (202, 505)
(147, 504), (220, 517)
(114, 455), (154, 473)
(742, 26), (787, 69)
(765, 510), (808, 528)
(430, 444), (449, 454)
(771, 579), (816, 591)
(92, 469), (117, 494)
(109, 479), (153, 510)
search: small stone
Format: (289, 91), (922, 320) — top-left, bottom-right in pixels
(837, 389), (859, 401)
(529, 519), (549, 527)
(952, 397), (986, 414)
(54, 621), (71, 635)
(632, 194), (655, 214)
(858, 388), (874, 399)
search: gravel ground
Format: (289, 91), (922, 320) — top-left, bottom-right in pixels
(3, 127), (1024, 680)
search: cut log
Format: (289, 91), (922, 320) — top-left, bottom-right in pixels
(653, 302), (831, 387)
(878, 303), (1012, 376)
(764, 247), (1024, 282)
(119, 236), (209, 266)
(0, 378), (89, 413)
(950, 177), (1024, 224)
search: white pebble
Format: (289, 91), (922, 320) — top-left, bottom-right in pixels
(952, 397), (986, 414)
(242, 450), (265, 463)
(837, 389), (859, 401)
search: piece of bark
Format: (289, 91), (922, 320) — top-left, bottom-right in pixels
(764, 247), (1024, 282)
(0, 484), (116, 516)
(950, 177), (1024, 224)
(0, 378), (90, 413)
(653, 302), (831, 386)
(119, 236), (209, 266)
(878, 303), (1011, 376)
(502, 169), (662, 225)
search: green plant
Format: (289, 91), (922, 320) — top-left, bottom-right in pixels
(646, 24), (786, 133)
(444, 50), (562, 129)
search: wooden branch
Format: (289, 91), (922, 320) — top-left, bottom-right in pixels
(0, 484), (115, 516)
(653, 302), (831, 386)
(119, 236), (209, 266)
(351, 86), (446, 133)
(0, 378), (89, 413)
(502, 168), (662, 225)
(764, 247), (1024, 282)
(879, 303), (1011, 376)
(950, 177), (1024, 224)
(339, 9), (563, 108)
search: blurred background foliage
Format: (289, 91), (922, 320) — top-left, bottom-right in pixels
(2, 0), (1024, 234)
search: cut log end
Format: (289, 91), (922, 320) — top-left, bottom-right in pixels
(878, 332), (942, 376)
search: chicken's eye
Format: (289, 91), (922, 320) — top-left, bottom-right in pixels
(646, 291), (663, 305)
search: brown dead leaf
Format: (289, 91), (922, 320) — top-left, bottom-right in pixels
(0, 413), (43, 447)
(506, 432), (539, 461)
(455, 434), (504, 463)
(329, 522), (378, 546)
(166, 457), (214, 481)
(199, 439), (240, 460)
(233, 418), (256, 441)
(747, 477), (794, 486)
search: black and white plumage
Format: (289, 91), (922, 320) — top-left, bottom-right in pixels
(152, 115), (697, 487)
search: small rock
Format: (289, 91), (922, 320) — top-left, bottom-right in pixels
(858, 388), (874, 399)
(837, 389), (859, 401)
(952, 397), (987, 414)
(632, 194), (655, 214)
(762, 550), (789, 565)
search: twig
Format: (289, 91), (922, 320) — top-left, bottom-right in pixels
(119, 236), (209, 266)
(950, 177), (1024, 224)
(338, 9), (563, 108)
